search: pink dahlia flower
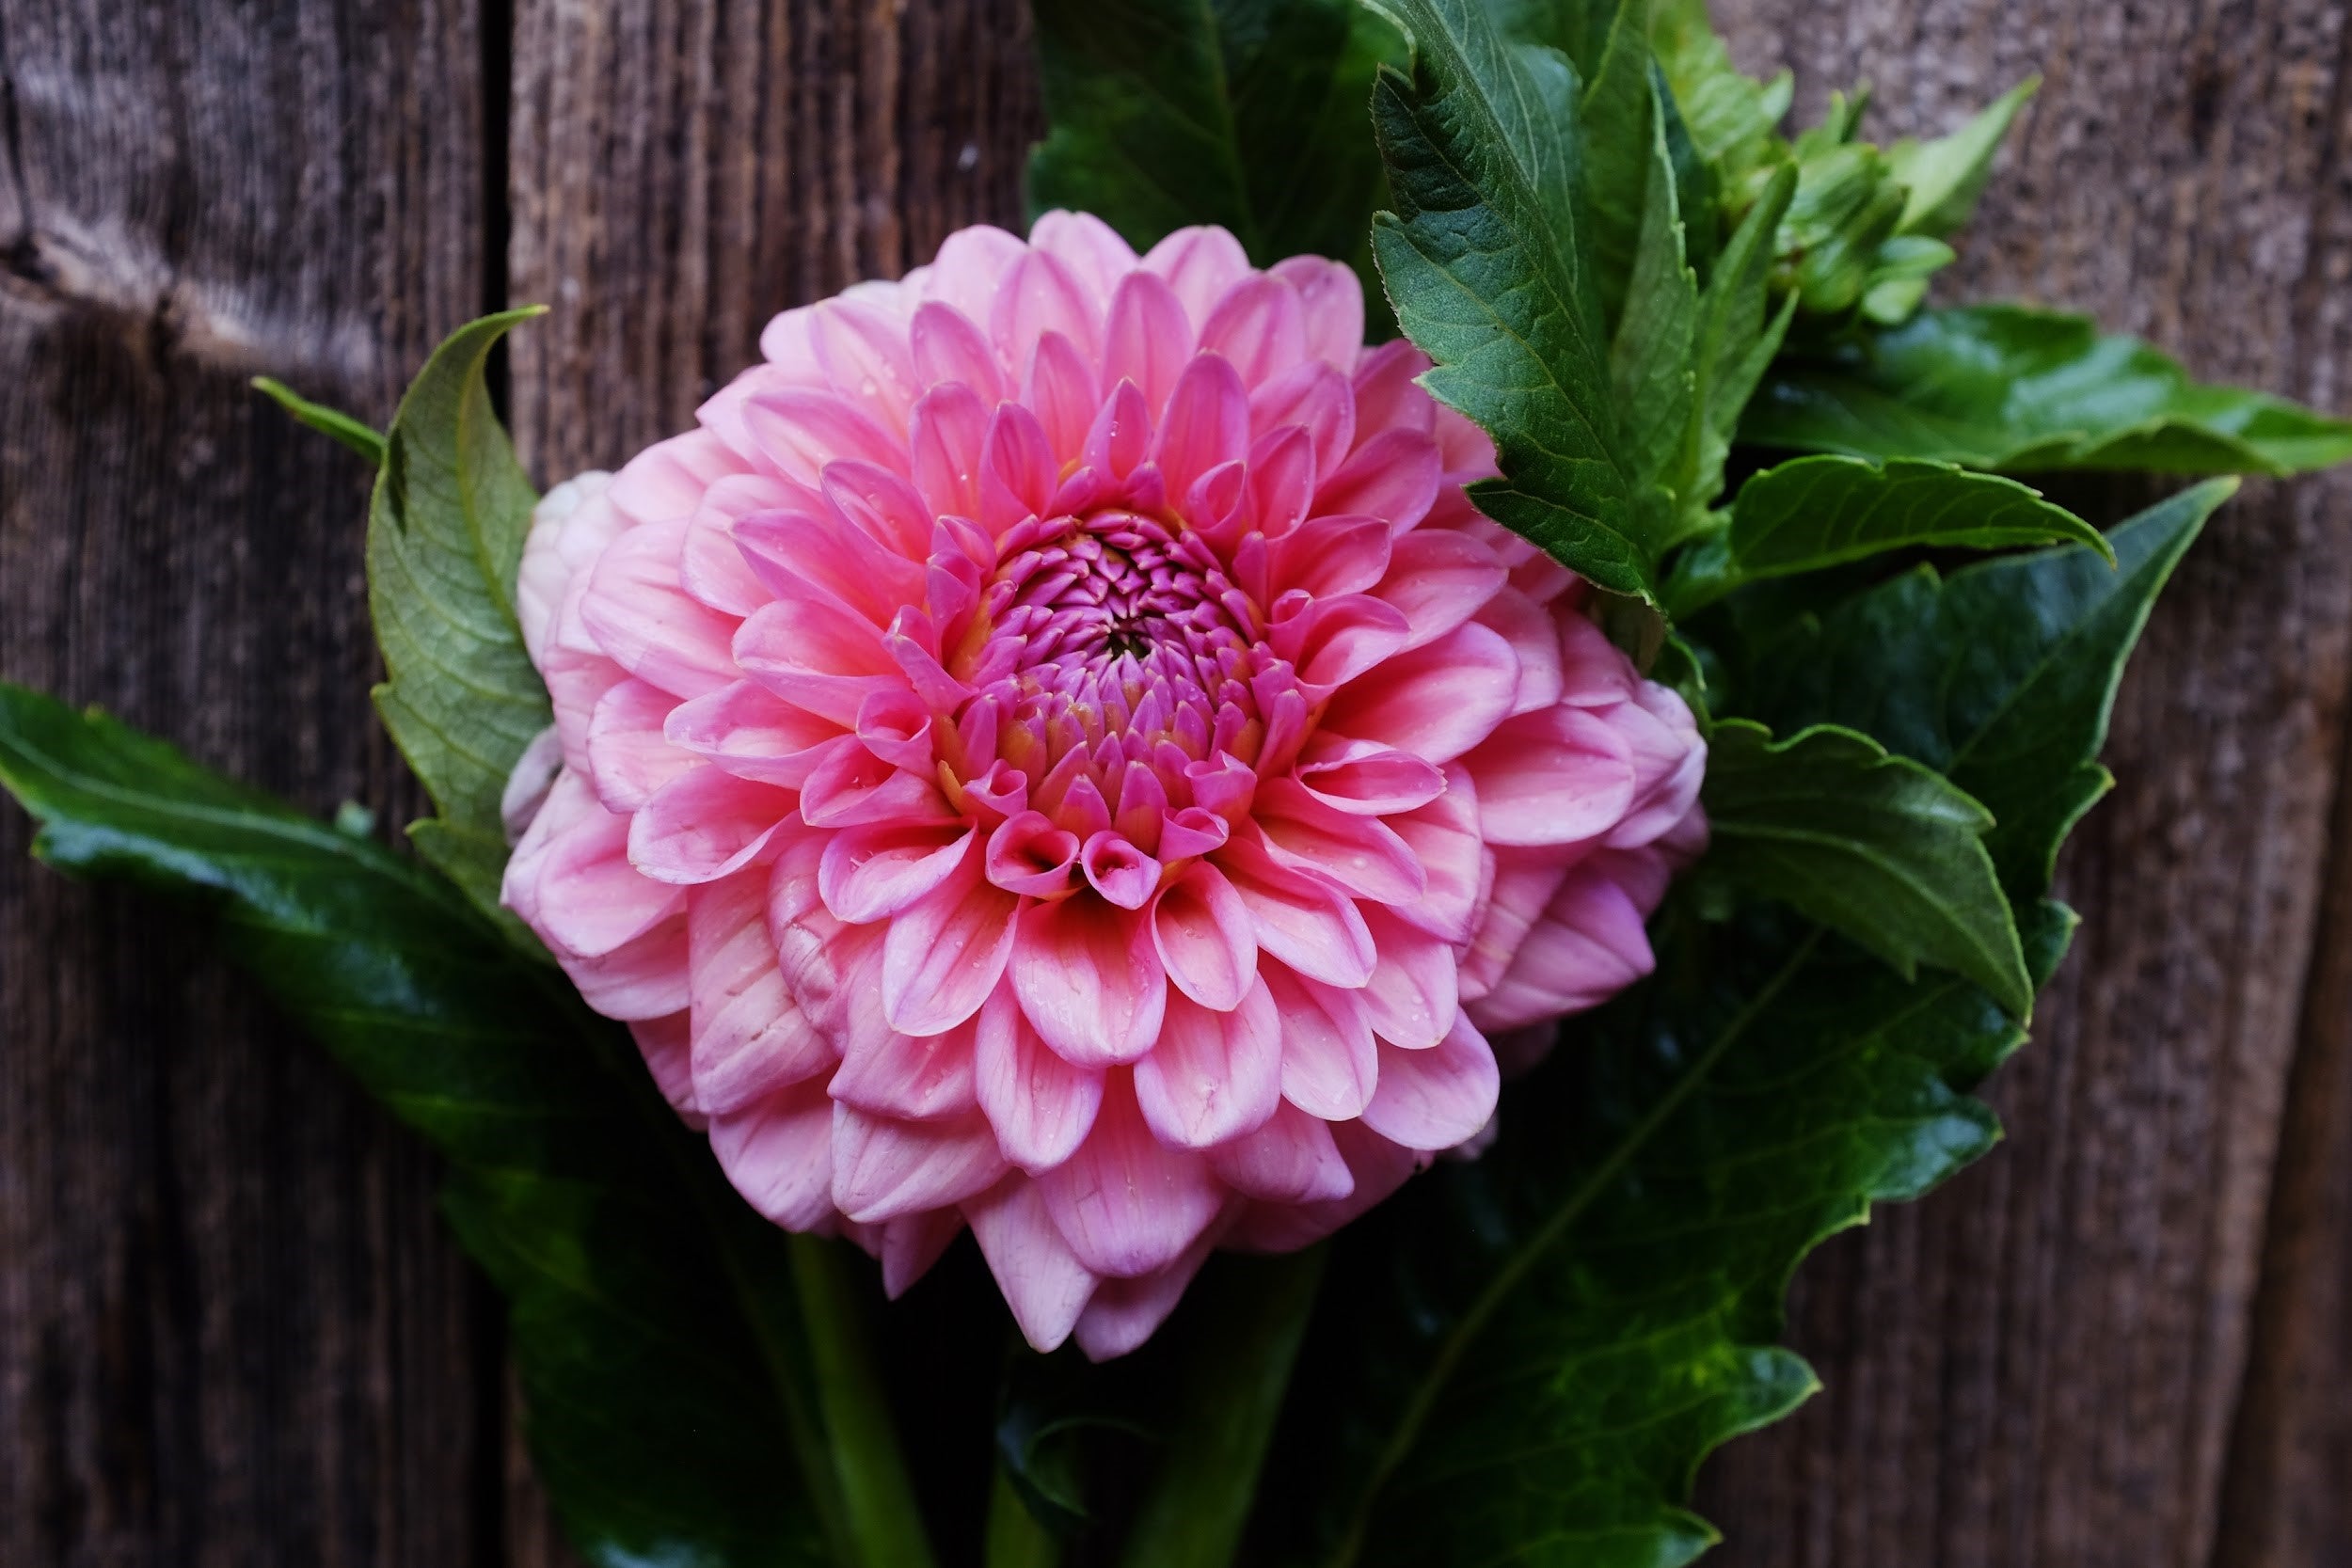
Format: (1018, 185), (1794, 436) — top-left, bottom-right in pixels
(501, 214), (1707, 1358)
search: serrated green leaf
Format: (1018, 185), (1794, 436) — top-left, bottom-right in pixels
(1682, 160), (1798, 529)
(367, 309), (553, 943)
(1609, 75), (1699, 512)
(1666, 454), (2109, 614)
(0, 683), (935, 1568)
(1026, 0), (1406, 312)
(1745, 304), (2352, 474)
(1648, 0), (1786, 198)
(1738, 479), (2230, 896)
(1573, 0), (1659, 329)
(1886, 77), (2038, 238)
(251, 375), (387, 466)
(1366, 0), (1648, 596)
(1703, 721), (2032, 1016)
(1261, 900), (2074, 1568)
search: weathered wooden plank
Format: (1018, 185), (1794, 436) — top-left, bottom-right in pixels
(1694, 4), (2352, 1564)
(0, 2), (499, 1564)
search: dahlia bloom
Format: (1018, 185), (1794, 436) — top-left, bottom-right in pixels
(501, 214), (1707, 1358)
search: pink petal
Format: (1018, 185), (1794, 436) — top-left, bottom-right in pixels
(1011, 894), (1168, 1068)
(878, 1210), (965, 1298)
(1358, 906), (1460, 1051)
(587, 677), (694, 812)
(743, 388), (908, 486)
(565, 917), (691, 1022)
(1375, 528), (1508, 650)
(1206, 1101), (1355, 1203)
(1216, 835), (1376, 988)
(1351, 339), (1438, 436)
(1025, 332), (1101, 461)
(1316, 427), (1441, 531)
(1200, 274), (1308, 387)
(1385, 763), (1486, 944)
(974, 984), (1106, 1171)
(1248, 359), (1356, 480)
(882, 843), (1021, 1036)
(525, 775), (690, 958)
(1141, 226), (1252, 327)
(1251, 779), (1424, 904)
(819, 819), (977, 923)
(628, 766), (793, 885)
(921, 225), (1029, 328)
(909, 382), (991, 521)
(516, 473), (625, 666)
(986, 811), (1083, 897)
(1248, 425), (1319, 539)
(611, 428), (754, 523)
(708, 1079), (837, 1230)
(1264, 962), (1379, 1120)
(1465, 705), (1639, 847)
(910, 300), (1004, 404)
(1133, 980), (1283, 1148)
(1039, 1075), (1225, 1277)
(1269, 513), (1391, 599)
(1319, 620), (1518, 764)
(809, 296), (921, 434)
(1294, 735), (1447, 816)
(732, 589), (904, 726)
(831, 1010), (980, 1120)
(689, 872), (834, 1115)
(1102, 270), (1196, 418)
(1153, 354), (1251, 503)
(1073, 1230), (1222, 1361)
(1225, 1118), (1423, 1252)
(734, 508), (929, 627)
(1273, 593), (1413, 690)
(1030, 210), (1140, 305)
(1476, 588), (1565, 717)
(1359, 1014), (1500, 1151)
(1150, 861), (1258, 1011)
(963, 1175), (1098, 1352)
(1270, 256), (1366, 372)
(798, 738), (958, 830)
(630, 1011), (701, 1118)
(1459, 851), (1571, 1004)
(579, 516), (741, 698)
(991, 248), (1101, 371)
(1468, 862), (1656, 1030)
(821, 460), (938, 561)
(832, 1104), (1008, 1223)
(1082, 379), (1156, 482)
(1080, 831), (1162, 910)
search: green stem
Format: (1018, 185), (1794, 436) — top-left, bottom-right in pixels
(1119, 1247), (1330, 1568)
(985, 1460), (1066, 1568)
(787, 1234), (944, 1568)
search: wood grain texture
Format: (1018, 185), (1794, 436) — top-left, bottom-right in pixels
(0, 2), (500, 1564)
(1693, 4), (2352, 1564)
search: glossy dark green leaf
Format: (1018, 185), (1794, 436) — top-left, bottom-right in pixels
(1366, 0), (1646, 596)
(1666, 454), (2108, 614)
(1260, 900), (2074, 1568)
(1703, 721), (2032, 1017)
(1026, 0), (1406, 298)
(0, 684), (934, 1568)
(1744, 304), (2352, 474)
(366, 308), (553, 942)
(1737, 479), (2230, 897)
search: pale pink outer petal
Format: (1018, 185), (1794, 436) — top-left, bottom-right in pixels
(974, 984), (1106, 1171)
(882, 841), (1021, 1036)
(708, 1078), (838, 1230)
(1132, 980), (1283, 1148)
(1072, 1225), (1225, 1362)
(831, 1104), (1009, 1224)
(1010, 895), (1169, 1067)
(1360, 1015), (1502, 1151)
(964, 1175), (1099, 1352)
(1039, 1076), (1225, 1278)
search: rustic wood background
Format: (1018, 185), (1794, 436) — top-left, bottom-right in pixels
(2, 0), (2346, 1563)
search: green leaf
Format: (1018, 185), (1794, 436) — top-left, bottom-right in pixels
(1745, 304), (2352, 474)
(251, 376), (387, 466)
(0, 684), (935, 1568)
(1703, 721), (2032, 1016)
(1680, 161), (1798, 531)
(1572, 0), (1661, 330)
(1665, 454), (2109, 614)
(1607, 71), (1698, 513)
(367, 309), (554, 942)
(1025, 0), (1406, 299)
(1738, 479), (2231, 897)
(1366, 0), (1647, 596)
(1263, 901), (2075, 1568)
(1886, 77), (2038, 238)
(1647, 0), (1788, 198)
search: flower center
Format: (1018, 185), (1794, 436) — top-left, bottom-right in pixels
(949, 509), (1302, 833)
